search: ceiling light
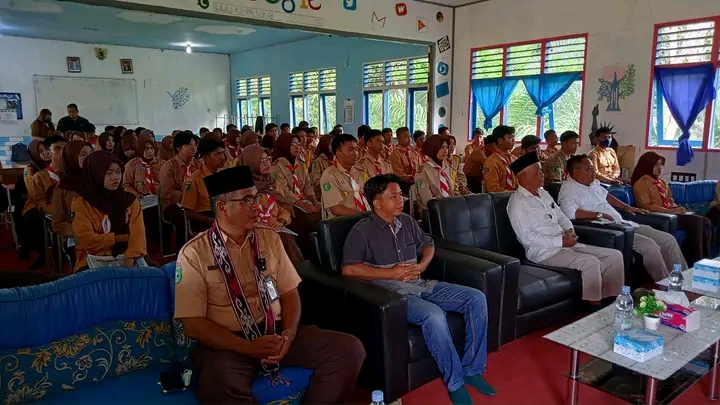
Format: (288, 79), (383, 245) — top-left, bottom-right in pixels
(186, 45), (192, 54)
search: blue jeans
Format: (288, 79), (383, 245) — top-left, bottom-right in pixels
(406, 282), (488, 392)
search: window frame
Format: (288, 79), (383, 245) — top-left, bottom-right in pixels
(289, 68), (337, 133)
(467, 33), (588, 142)
(362, 56), (430, 135)
(236, 75), (271, 128)
(645, 16), (720, 151)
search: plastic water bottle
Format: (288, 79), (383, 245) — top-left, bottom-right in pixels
(668, 264), (684, 293)
(613, 286), (634, 336)
(370, 390), (385, 405)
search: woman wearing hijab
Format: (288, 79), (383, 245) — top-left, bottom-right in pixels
(23, 140), (50, 190)
(52, 140), (92, 267)
(631, 151), (712, 264)
(158, 136), (175, 162)
(239, 130), (260, 149)
(310, 134), (334, 199)
(97, 132), (116, 152)
(446, 135), (470, 195)
(123, 135), (161, 198)
(269, 133), (321, 251)
(261, 134), (276, 153)
(116, 133), (137, 165)
(31, 109), (55, 140)
(71, 151), (146, 272)
(15, 140), (50, 263)
(415, 135), (467, 211)
(241, 145), (304, 263)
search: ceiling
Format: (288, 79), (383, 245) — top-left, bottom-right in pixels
(0, 0), (324, 54)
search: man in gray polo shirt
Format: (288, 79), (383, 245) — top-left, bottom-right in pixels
(342, 174), (495, 405)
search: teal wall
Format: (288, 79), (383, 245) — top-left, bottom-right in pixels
(229, 35), (427, 135)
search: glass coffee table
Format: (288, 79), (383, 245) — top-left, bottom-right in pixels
(544, 302), (720, 405)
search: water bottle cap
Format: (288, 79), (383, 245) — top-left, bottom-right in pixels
(621, 286), (630, 294)
(673, 264), (682, 271)
(372, 390), (384, 403)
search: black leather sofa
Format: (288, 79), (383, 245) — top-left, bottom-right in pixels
(427, 192), (627, 343)
(300, 212), (503, 402)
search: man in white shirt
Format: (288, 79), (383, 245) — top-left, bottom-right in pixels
(507, 152), (624, 308)
(558, 155), (687, 281)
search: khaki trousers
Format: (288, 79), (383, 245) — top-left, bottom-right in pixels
(540, 245), (625, 301)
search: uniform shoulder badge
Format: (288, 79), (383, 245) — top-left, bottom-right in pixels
(484, 166), (491, 173)
(322, 182), (332, 192)
(184, 182), (192, 192)
(175, 266), (182, 284)
(417, 180), (424, 188)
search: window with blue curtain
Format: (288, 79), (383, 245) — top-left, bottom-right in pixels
(236, 76), (272, 128)
(468, 35), (586, 141)
(288, 69), (336, 133)
(362, 57), (429, 135)
(648, 19), (720, 151)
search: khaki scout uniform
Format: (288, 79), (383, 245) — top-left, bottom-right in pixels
(181, 165), (215, 214)
(483, 151), (518, 193)
(355, 153), (392, 180)
(174, 227), (301, 329)
(159, 155), (201, 209)
(588, 147), (621, 183)
(123, 157), (162, 198)
(319, 163), (369, 219)
(415, 161), (460, 210)
(542, 149), (573, 184)
(269, 157), (315, 214)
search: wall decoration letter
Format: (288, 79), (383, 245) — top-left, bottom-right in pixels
(395, 3), (407, 16)
(370, 12), (386, 28)
(597, 64), (636, 112)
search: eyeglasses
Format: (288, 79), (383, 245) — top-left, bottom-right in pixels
(225, 195), (262, 207)
(259, 157), (272, 164)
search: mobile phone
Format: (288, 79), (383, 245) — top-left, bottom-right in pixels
(159, 371), (187, 394)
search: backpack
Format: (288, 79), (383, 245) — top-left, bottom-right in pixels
(11, 143), (28, 163)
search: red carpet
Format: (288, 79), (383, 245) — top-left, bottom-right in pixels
(1, 227), (718, 404)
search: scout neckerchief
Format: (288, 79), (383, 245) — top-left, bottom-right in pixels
(401, 146), (415, 176)
(334, 161), (370, 212)
(368, 154), (383, 175)
(258, 194), (276, 224)
(285, 163), (304, 199)
(429, 160), (452, 198)
(496, 152), (515, 190)
(653, 178), (672, 209)
(47, 166), (60, 184)
(207, 222), (287, 385)
(141, 160), (157, 194)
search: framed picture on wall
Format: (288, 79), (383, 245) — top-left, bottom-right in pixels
(67, 57), (81, 73)
(120, 59), (133, 74)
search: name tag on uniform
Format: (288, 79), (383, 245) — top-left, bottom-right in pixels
(101, 216), (111, 234)
(265, 276), (279, 302)
(207, 265), (219, 271)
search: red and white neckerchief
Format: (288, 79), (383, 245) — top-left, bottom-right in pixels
(258, 194), (276, 223)
(286, 164), (305, 199)
(653, 179), (672, 209)
(142, 160), (157, 194)
(181, 159), (195, 181)
(402, 146), (416, 176)
(430, 161), (452, 198)
(370, 155), (383, 175)
(496, 152), (515, 190)
(335, 162), (370, 212)
(47, 166), (60, 184)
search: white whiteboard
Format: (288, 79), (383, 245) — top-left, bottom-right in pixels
(33, 75), (139, 126)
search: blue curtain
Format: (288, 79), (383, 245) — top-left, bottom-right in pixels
(471, 78), (519, 129)
(522, 72), (582, 116)
(655, 64), (717, 166)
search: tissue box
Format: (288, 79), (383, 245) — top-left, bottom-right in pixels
(613, 329), (664, 363)
(694, 259), (720, 274)
(692, 276), (720, 293)
(659, 301), (700, 332)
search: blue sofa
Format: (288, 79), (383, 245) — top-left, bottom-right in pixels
(0, 266), (311, 405)
(608, 180), (718, 248)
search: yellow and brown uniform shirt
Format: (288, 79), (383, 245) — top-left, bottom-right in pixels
(389, 145), (417, 177)
(539, 145), (558, 162)
(269, 157), (315, 213)
(174, 227), (301, 327)
(633, 175), (677, 212)
(320, 163), (368, 219)
(542, 149), (573, 184)
(158, 156), (201, 209)
(483, 152), (518, 192)
(123, 157), (163, 198)
(70, 196), (146, 272)
(356, 154), (393, 180)
(415, 160), (459, 210)
(23, 168), (58, 215)
(181, 165), (215, 214)
(51, 188), (77, 243)
(587, 147), (621, 183)
(310, 154), (333, 201)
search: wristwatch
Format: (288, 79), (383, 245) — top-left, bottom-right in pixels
(596, 212), (603, 220)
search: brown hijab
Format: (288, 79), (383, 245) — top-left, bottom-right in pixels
(28, 140), (48, 171)
(58, 140), (90, 192)
(631, 152), (665, 185)
(273, 133), (299, 165)
(241, 145), (273, 194)
(226, 129), (241, 147)
(98, 132), (114, 151)
(136, 135), (155, 163)
(117, 135), (136, 164)
(78, 151), (136, 256)
(423, 135), (449, 165)
(159, 136), (174, 161)
(240, 131), (260, 148)
(314, 134), (333, 158)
